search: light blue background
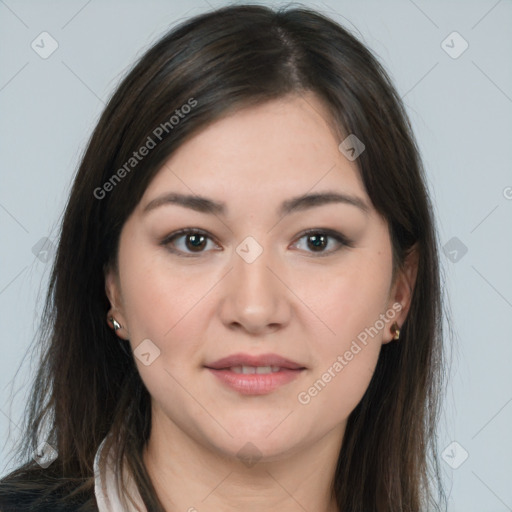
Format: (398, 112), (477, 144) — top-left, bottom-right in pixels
(1, 1), (511, 510)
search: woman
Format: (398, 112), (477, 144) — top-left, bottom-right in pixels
(0, 4), (447, 511)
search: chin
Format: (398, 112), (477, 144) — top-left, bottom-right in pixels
(203, 422), (304, 462)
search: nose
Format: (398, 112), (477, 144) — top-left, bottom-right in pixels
(218, 240), (292, 336)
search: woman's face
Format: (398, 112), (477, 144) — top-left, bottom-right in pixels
(106, 92), (414, 462)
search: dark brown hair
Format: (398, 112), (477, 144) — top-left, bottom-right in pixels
(0, 4), (447, 511)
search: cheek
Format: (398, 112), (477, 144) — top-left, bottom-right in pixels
(118, 256), (212, 412)
(296, 287), (384, 423)
(306, 246), (392, 348)
(297, 345), (380, 424)
(295, 249), (391, 414)
(118, 243), (214, 364)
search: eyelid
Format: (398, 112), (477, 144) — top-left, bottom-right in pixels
(293, 228), (354, 248)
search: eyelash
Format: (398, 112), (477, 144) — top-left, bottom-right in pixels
(160, 228), (354, 258)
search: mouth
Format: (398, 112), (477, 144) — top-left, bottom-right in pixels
(204, 353), (306, 395)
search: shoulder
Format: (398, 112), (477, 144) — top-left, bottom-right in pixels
(0, 467), (98, 512)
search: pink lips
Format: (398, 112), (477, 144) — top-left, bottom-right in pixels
(205, 353), (305, 370)
(204, 352), (306, 395)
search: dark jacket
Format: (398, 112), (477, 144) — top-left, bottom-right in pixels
(0, 470), (98, 512)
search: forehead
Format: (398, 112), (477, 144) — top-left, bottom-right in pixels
(140, 93), (368, 213)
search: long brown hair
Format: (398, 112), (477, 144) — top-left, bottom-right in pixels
(1, 4), (447, 511)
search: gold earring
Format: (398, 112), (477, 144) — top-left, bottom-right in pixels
(391, 322), (400, 341)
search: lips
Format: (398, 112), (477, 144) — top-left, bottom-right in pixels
(204, 353), (306, 395)
(204, 353), (306, 371)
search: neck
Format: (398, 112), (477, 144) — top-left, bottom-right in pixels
(142, 412), (344, 512)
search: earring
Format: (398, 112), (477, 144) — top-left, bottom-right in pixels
(109, 316), (122, 332)
(391, 322), (400, 341)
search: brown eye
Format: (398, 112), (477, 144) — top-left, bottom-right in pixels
(162, 229), (219, 256)
(292, 229), (353, 256)
(306, 233), (328, 252)
(184, 233), (207, 252)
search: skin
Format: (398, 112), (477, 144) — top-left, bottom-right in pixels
(105, 92), (418, 512)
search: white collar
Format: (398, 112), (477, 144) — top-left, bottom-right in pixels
(93, 434), (148, 512)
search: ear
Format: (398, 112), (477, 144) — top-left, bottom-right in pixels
(383, 243), (419, 344)
(105, 264), (129, 339)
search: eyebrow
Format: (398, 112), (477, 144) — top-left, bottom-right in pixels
(142, 191), (370, 217)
